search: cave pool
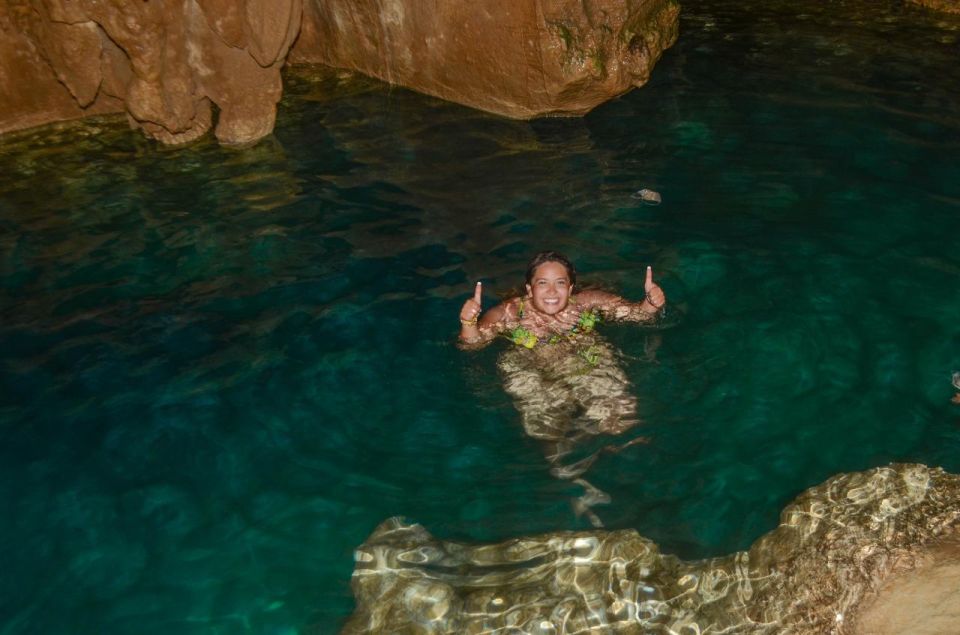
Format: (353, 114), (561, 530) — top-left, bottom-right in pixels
(1, 0), (959, 632)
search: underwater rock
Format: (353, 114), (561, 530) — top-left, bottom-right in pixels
(291, 0), (680, 119)
(342, 464), (960, 634)
(0, 0), (301, 144)
(849, 537), (960, 635)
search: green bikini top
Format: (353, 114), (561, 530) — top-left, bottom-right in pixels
(508, 297), (600, 349)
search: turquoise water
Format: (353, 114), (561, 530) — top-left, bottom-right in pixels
(2, 0), (960, 632)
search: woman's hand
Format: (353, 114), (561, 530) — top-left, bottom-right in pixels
(643, 266), (666, 310)
(460, 282), (483, 324)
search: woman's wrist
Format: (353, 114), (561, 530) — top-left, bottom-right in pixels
(458, 328), (483, 344)
(644, 293), (665, 309)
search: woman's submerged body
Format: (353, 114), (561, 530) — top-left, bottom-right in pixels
(459, 253), (665, 449)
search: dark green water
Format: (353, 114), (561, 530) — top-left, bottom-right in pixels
(2, 0), (959, 632)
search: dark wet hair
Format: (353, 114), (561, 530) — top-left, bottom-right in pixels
(525, 251), (577, 287)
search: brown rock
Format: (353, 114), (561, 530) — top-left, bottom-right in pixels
(848, 537), (960, 635)
(908, 0), (960, 14)
(0, 0), (302, 144)
(187, 0), (302, 144)
(80, 0), (210, 144)
(27, 3), (103, 107)
(42, 0), (88, 23)
(0, 0), (123, 133)
(244, 0), (302, 68)
(3, 0), (677, 143)
(97, 26), (133, 101)
(188, 10), (280, 145)
(196, 0), (247, 50)
(292, 0), (679, 118)
(291, 0), (680, 119)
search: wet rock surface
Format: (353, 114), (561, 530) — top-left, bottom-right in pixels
(849, 538), (960, 635)
(908, 0), (960, 14)
(0, 0), (302, 144)
(343, 464), (960, 634)
(2, 0), (678, 143)
(0, 1), (123, 133)
(291, 0), (680, 120)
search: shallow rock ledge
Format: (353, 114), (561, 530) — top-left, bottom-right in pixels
(343, 463), (960, 634)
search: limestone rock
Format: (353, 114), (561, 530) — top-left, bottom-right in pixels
(0, 1), (122, 133)
(291, 0), (680, 119)
(0, 0), (302, 144)
(81, 0), (209, 144)
(849, 538), (960, 635)
(343, 464), (960, 634)
(196, 0), (247, 50)
(185, 0), (302, 145)
(27, 4), (103, 108)
(2, 0), (678, 143)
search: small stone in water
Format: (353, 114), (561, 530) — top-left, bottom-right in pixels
(631, 189), (662, 205)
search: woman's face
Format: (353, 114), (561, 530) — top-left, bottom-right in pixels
(526, 261), (573, 315)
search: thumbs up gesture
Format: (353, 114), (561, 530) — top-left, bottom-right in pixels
(643, 266), (666, 310)
(460, 282), (483, 324)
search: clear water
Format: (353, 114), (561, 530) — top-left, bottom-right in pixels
(2, 0), (960, 632)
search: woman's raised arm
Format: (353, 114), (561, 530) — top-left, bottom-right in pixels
(458, 282), (508, 349)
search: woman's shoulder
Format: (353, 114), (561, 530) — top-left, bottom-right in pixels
(574, 289), (623, 307)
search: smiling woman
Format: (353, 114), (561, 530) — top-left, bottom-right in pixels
(457, 251), (666, 348)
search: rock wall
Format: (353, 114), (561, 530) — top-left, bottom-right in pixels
(1, 0), (679, 143)
(908, 0), (960, 14)
(0, 0), (302, 144)
(0, 2), (123, 134)
(342, 464), (960, 634)
(291, 0), (680, 119)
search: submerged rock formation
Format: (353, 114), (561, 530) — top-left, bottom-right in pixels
(342, 464), (960, 634)
(1, 0), (678, 143)
(291, 0), (680, 119)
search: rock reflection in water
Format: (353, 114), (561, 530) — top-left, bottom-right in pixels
(343, 464), (960, 634)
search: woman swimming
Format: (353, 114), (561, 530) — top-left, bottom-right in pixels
(458, 251), (665, 349)
(457, 252), (666, 524)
